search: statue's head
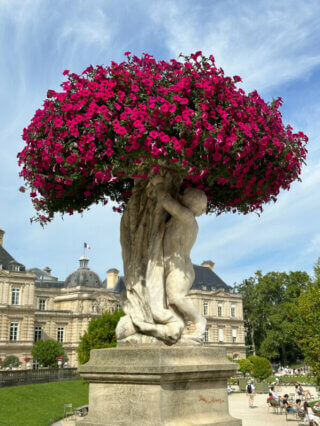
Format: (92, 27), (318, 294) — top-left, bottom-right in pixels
(181, 188), (207, 216)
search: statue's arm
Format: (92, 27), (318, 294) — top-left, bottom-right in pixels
(153, 183), (193, 222)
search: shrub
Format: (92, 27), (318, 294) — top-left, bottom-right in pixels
(249, 355), (273, 381)
(77, 310), (124, 364)
(236, 358), (253, 376)
(32, 339), (66, 367)
(2, 355), (20, 368)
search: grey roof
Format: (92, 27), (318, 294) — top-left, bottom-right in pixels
(105, 265), (231, 294)
(65, 257), (103, 288)
(28, 267), (63, 288)
(29, 267), (58, 281)
(191, 265), (231, 292)
(35, 280), (65, 289)
(0, 245), (25, 271)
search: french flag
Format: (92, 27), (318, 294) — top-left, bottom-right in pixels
(84, 242), (91, 250)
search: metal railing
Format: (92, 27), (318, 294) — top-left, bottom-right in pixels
(0, 368), (79, 387)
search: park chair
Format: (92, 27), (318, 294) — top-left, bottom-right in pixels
(289, 393), (296, 402)
(268, 400), (280, 414)
(296, 409), (309, 425)
(267, 401), (273, 413)
(64, 403), (74, 418)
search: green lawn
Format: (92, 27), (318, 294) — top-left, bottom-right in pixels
(0, 380), (89, 426)
(266, 375), (317, 385)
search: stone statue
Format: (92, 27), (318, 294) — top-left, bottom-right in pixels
(116, 170), (207, 345)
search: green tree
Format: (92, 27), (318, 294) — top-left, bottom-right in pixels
(32, 339), (66, 367)
(2, 355), (20, 368)
(236, 270), (311, 364)
(248, 355), (272, 382)
(296, 258), (320, 383)
(77, 310), (124, 365)
(236, 359), (253, 377)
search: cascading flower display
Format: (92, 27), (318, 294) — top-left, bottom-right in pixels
(18, 52), (308, 224)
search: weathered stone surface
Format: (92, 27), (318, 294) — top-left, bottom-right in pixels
(116, 173), (209, 345)
(77, 346), (242, 426)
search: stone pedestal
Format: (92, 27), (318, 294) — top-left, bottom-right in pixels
(77, 346), (242, 426)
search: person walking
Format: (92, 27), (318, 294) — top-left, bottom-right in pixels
(246, 380), (256, 408)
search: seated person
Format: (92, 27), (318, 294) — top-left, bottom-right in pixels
(270, 386), (280, 404)
(296, 400), (305, 420)
(296, 384), (312, 400)
(267, 392), (276, 406)
(282, 394), (296, 413)
(303, 402), (320, 425)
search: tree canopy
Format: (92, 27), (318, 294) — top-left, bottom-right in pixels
(77, 310), (124, 365)
(295, 258), (320, 383)
(18, 52), (307, 224)
(31, 339), (66, 367)
(235, 270), (311, 364)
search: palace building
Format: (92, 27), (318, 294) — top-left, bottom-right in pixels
(0, 227), (246, 367)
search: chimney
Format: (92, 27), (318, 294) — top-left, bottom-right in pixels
(0, 228), (4, 247)
(107, 268), (119, 289)
(201, 260), (215, 271)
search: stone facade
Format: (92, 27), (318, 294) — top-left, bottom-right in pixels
(0, 227), (245, 368)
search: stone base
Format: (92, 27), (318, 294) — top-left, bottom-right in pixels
(77, 346), (242, 426)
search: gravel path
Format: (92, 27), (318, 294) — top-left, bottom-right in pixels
(52, 386), (317, 425)
(229, 386), (317, 426)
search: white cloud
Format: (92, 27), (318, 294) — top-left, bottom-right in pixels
(148, 0), (320, 92)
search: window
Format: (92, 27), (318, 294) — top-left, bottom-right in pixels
(231, 305), (235, 318)
(10, 322), (18, 341)
(218, 304), (222, 317)
(116, 303), (121, 311)
(39, 299), (46, 311)
(57, 327), (64, 343)
(218, 328), (224, 343)
(203, 301), (208, 316)
(232, 329), (237, 343)
(11, 288), (20, 305)
(204, 328), (209, 342)
(34, 326), (42, 342)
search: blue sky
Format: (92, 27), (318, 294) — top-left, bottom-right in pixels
(1, 0), (320, 285)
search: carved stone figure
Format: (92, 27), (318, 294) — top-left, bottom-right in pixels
(116, 170), (207, 345)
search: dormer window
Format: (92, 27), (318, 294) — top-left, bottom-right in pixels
(9, 261), (22, 272)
